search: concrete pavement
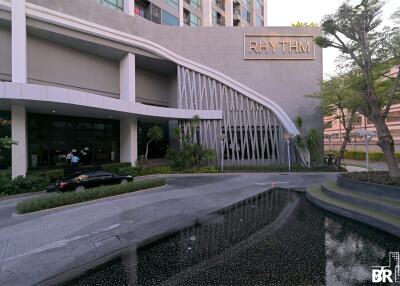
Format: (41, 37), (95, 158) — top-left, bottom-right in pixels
(0, 173), (337, 285)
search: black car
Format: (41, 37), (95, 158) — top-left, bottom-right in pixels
(55, 171), (133, 192)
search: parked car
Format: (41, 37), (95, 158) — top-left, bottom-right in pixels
(55, 171), (133, 192)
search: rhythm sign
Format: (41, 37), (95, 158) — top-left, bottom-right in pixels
(244, 35), (315, 60)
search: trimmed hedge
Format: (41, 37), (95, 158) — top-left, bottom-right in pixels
(16, 178), (166, 214)
(340, 151), (400, 161)
(342, 171), (400, 188)
(28, 169), (64, 182)
(101, 162), (131, 174)
(117, 166), (218, 176)
(0, 175), (49, 197)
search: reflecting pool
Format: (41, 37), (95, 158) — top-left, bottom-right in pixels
(62, 189), (399, 286)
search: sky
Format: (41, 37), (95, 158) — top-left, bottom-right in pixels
(267, 0), (399, 78)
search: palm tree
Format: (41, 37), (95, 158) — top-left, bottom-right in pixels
(145, 126), (164, 160)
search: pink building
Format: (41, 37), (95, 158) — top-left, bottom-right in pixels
(324, 67), (400, 152)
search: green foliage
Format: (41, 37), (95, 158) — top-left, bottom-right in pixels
(341, 150), (400, 161)
(101, 162), (131, 174)
(293, 116), (304, 130)
(342, 171), (400, 187)
(118, 165), (218, 176)
(29, 169), (64, 182)
(167, 116), (216, 170)
(291, 21), (319, 27)
(145, 125), (164, 160)
(315, 0), (400, 177)
(306, 128), (322, 166)
(292, 117), (322, 167)
(0, 175), (49, 196)
(146, 126), (164, 142)
(0, 136), (17, 151)
(16, 178), (166, 214)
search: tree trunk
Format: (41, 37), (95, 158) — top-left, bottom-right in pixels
(145, 139), (154, 160)
(336, 129), (352, 170)
(374, 118), (400, 177)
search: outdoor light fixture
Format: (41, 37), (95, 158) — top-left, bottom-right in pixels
(353, 129), (376, 171)
(283, 132), (293, 172)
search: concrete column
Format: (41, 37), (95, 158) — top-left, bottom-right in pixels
(263, 0), (267, 26)
(251, 0), (257, 26)
(11, 106), (27, 178)
(123, 0), (135, 16)
(119, 53), (135, 102)
(120, 118), (137, 166)
(119, 53), (137, 166)
(179, 0), (184, 26)
(225, 0), (233, 26)
(202, 0), (212, 26)
(12, 0), (27, 83)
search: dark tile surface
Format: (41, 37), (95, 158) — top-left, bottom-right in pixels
(62, 190), (400, 286)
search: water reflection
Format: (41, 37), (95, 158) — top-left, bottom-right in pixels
(62, 190), (399, 286)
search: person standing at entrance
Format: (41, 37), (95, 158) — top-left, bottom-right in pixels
(66, 151), (73, 167)
(71, 154), (80, 168)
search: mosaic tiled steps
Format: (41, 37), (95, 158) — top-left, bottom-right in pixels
(306, 181), (400, 237)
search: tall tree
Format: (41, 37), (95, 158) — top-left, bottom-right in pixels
(315, 0), (400, 176)
(144, 125), (164, 160)
(321, 73), (360, 168)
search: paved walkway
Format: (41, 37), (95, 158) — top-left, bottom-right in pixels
(0, 173), (337, 285)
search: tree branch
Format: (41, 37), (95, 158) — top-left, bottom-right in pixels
(383, 66), (400, 117)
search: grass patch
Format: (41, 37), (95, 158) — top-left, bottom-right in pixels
(16, 178), (166, 214)
(342, 171), (400, 188)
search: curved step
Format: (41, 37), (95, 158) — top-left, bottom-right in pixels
(306, 185), (400, 237)
(321, 181), (400, 217)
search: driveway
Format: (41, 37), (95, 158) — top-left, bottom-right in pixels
(0, 172), (337, 285)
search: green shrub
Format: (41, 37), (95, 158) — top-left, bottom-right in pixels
(118, 166), (146, 176)
(342, 151), (397, 161)
(342, 171), (400, 187)
(16, 178), (166, 214)
(29, 169), (64, 182)
(101, 162), (131, 174)
(0, 175), (49, 196)
(118, 165), (218, 176)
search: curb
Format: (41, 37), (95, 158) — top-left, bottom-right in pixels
(306, 187), (400, 237)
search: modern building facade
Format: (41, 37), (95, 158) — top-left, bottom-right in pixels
(96, 0), (267, 27)
(0, 0), (322, 178)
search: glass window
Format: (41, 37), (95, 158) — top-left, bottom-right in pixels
(256, 16), (262, 26)
(386, 111), (400, 122)
(162, 10), (179, 26)
(96, 0), (123, 11)
(242, 0), (250, 8)
(151, 4), (161, 24)
(212, 9), (224, 26)
(242, 8), (250, 23)
(190, 13), (201, 26)
(188, 0), (201, 10)
(27, 114), (120, 169)
(165, 0), (179, 10)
